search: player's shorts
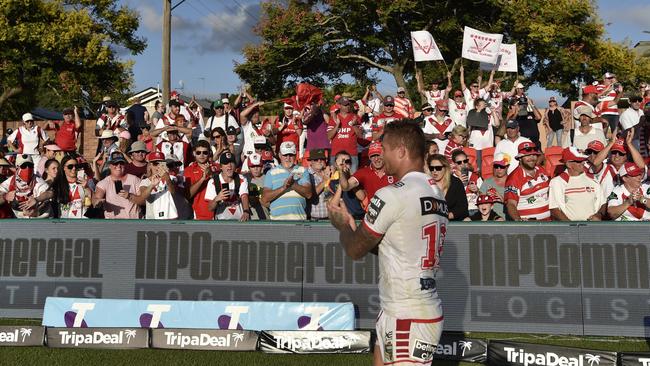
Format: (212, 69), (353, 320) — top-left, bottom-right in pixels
(375, 310), (443, 365)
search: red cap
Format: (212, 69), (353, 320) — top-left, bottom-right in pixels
(453, 90), (463, 97)
(368, 141), (383, 157)
(146, 151), (166, 162)
(586, 140), (605, 152)
(611, 140), (627, 154)
(261, 150), (274, 161)
(561, 146), (588, 163)
(583, 85), (598, 95)
(515, 141), (540, 159)
(435, 99), (449, 111)
(170, 90), (178, 97)
(619, 162), (644, 178)
(476, 194), (495, 205)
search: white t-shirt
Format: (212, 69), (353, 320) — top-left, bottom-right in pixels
(619, 108), (643, 131)
(137, 177), (179, 220)
(362, 171), (447, 319)
(204, 114), (240, 134)
(548, 172), (604, 220)
(607, 183), (650, 221)
(448, 100), (468, 127)
(7, 126), (48, 155)
(204, 174), (249, 220)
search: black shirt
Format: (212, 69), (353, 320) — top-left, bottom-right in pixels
(547, 109), (563, 131)
(468, 210), (502, 221)
(445, 175), (469, 221)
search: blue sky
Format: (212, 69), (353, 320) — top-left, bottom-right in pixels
(120, 0), (650, 102)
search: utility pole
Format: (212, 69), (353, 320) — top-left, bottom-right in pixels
(162, 0), (171, 105)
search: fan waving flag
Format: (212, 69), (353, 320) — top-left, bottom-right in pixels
(282, 83), (323, 111)
(461, 26), (503, 64)
(411, 31), (444, 62)
(479, 43), (518, 72)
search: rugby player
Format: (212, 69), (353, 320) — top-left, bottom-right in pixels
(328, 119), (449, 365)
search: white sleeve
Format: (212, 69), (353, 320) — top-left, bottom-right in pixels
(6, 130), (18, 143)
(204, 178), (217, 201)
(137, 178), (151, 191)
(0, 179), (11, 194)
(362, 188), (399, 236)
(238, 176), (249, 196)
(606, 188), (623, 208)
(547, 178), (565, 210)
(154, 120), (165, 129)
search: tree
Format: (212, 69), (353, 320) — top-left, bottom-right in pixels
(235, 0), (650, 102)
(0, 0), (145, 119)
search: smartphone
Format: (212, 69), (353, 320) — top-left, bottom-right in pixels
(220, 182), (230, 192)
(77, 170), (86, 181)
(460, 167), (469, 177)
(114, 180), (123, 193)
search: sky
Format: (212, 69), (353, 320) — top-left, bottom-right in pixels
(119, 0), (650, 103)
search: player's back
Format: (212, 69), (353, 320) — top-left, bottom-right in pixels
(363, 171), (448, 319)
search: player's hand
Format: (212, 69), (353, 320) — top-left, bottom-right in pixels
(328, 186), (356, 231)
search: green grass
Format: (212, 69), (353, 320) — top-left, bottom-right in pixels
(1, 319), (649, 365)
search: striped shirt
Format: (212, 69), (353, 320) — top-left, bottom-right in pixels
(263, 164), (311, 220)
(504, 166), (550, 220)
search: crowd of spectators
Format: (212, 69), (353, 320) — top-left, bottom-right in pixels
(1, 70), (650, 222)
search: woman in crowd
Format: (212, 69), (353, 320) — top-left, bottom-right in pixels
(48, 155), (92, 218)
(426, 154), (468, 221)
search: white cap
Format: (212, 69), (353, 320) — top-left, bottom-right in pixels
(221, 98), (230, 104)
(16, 154), (34, 166)
(247, 153), (262, 167)
(283, 103), (293, 109)
(515, 83), (524, 89)
(604, 72), (616, 79)
(397, 86), (406, 93)
(22, 113), (34, 122)
(279, 141), (296, 155)
(253, 136), (266, 145)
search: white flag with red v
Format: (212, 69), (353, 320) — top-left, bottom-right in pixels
(411, 31), (444, 62)
(461, 26), (503, 64)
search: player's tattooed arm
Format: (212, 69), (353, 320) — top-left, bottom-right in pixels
(338, 224), (381, 260)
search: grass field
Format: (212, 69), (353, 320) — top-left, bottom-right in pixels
(2, 318), (649, 365)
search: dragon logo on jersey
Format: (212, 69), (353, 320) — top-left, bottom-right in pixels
(607, 192), (618, 201)
(526, 196), (536, 204)
(366, 196), (385, 224)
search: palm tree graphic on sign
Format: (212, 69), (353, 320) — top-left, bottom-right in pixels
(232, 333), (244, 346)
(124, 330), (137, 344)
(459, 341), (472, 357)
(19, 328), (32, 342)
(585, 354), (600, 366)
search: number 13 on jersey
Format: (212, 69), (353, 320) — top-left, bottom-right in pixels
(420, 221), (446, 270)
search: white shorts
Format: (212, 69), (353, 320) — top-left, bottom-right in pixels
(375, 310), (443, 365)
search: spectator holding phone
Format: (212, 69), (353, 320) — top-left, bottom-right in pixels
(92, 154), (144, 219)
(134, 152), (178, 220)
(40, 155), (92, 219)
(205, 151), (251, 221)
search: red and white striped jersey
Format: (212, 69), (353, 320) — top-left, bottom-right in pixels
(607, 183), (650, 221)
(504, 166), (551, 220)
(96, 113), (125, 131)
(394, 96), (414, 118)
(584, 162), (616, 198)
(596, 84), (619, 115)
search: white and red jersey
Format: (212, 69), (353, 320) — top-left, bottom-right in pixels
(422, 115), (454, 138)
(372, 112), (405, 136)
(156, 141), (190, 168)
(607, 183), (650, 221)
(448, 99), (468, 127)
(596, 84), (619, 115)
(504, 166), (551, 220)
(137, 176), (179, 220)
(154, 113), (190, 144)
(424, 89), (445, 106)
(463, 88), (488, 110)
(362, 171), (448, 319)
(548, 172), (605, 221)
(96, 113), (125, 131)
(394, 96), (414, 118)
(204, 174), (249, 220)
(7, 125), (48, 155)
(242, 119), (273, 157)
(573, 100), (603, 130)
(463, 172), (483, 211)
(59, 182), (88, 219)
(584, 162), (616, 198)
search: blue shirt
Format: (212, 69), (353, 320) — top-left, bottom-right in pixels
(263, 164), (311, 220)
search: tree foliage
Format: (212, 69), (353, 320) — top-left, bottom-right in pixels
(0, 0), (145, 119)
(235, 0), (650, 102)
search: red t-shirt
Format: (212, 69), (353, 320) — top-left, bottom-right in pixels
(353, 166), (395, 200)
(183, 162), (214, 220)
(328, 113), (360, 156)
(274, 116), (303, 154)
(54, 120), (79, 152)
(371, 112), (405, 135)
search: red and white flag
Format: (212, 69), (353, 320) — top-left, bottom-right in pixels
(411, 31), (444, 62)
(480, 43), (518, 72)
(461, 26), (503, 64)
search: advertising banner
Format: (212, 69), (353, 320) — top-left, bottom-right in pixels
(432, 333), (487, 363)
(42, 297), (354, 330)
(0, 326), (44, 346)
(46, 327), (149, 349)
(488, 340), (617, 366)
(150, 329), (258, 351)
(259, 330), (371, 354)
(620, 352), (650, 366)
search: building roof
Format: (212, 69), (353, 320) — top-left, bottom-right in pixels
(634, 41), (650, 57)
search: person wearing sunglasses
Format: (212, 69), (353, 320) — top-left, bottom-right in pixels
(93, 154), (145, 219)
(44, 106), (82, 153)
(561, 105), (606, 151)
(36, 155), (92, 219)
(504, 142), (551, 221)
(479, 152), (511, 218)
(133, 152), (178, 220)
(426, 154), (467, 221)
(0, 155), (50, 218)
(183, 140), (218, 220)
(607, 162), (650, 221)
(588, 131), (646, 192)
(451, 150), (482, 215)
(340, 141), (394, 209)
(394, 86), (414, 118)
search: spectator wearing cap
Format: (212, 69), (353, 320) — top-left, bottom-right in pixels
(361, 85), (384, 116)
(243, 152), (269, 220)
(133, 152), (178, 219)
(582, 140), (617, 198)
(419, 71), (452, 107)
(169, 90), (192, 122)
(340, 141), (393, 208)
(607, 162), (650, 221)
(327, 150), (365, 219)
(371, 96), (405, 141)
(451, 149), (482, 214)
(93, 154), (143, 219)
(504, 142), (551, 221)
(0, 155), (50, 218)
(590, 132), (646, 188)
(495, 120), (531, 174)
(273, 103), (303, 158)
(448, 89), (468, 127)
(506, 93), (542, 149)
(549, 147), (606, 221)
(426, 154), (468, 220)
(443, 125), (468, 163)
(422, 101), (454, 151)
(464, 194), (504, 221)
(205, 151), (251, 221)
(241, 136), (270, 173)
(619, 96), (644, 150)
(561, 105), (606, 151)
(44, 106), (82, 153)
(125, 141), (149, 178)
(479, 152), (511, 218)
(152, 101), (193, 145)
(262, 141), (312, 220)
(205, 99), (240, 137)
(7, 113), (48, 166)
(95, 100), (126, 138)
(302, 102), (331, 152)
(328, 97), (362, 172)
(542, 97), (568, 147)
(36, 142), (61, 178)
(183, 140), (217, 220)
(305, 149), (330, 220)
(573, 85), (603, 130)
(224, 125), (243, 166)
(394, 86), (414, 118)
(415, 102), (434, 130)
(596, 72), (623, 135)
(240, 100), (274, 158)
(0, 157), (12, 218)
(156, 126), (191, 172)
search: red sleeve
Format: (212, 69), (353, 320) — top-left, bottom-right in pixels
(352, 169), (365, 186)
(273, 117), (280, 128)
(503, 174), (520, 202)
(156, 142), (163, 152)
